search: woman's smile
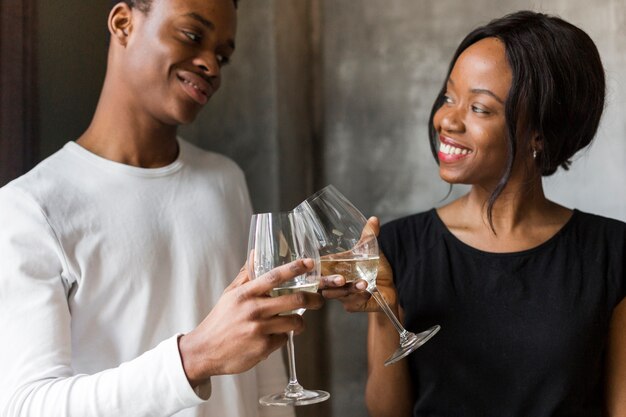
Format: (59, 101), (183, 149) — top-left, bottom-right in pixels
(438, 136), (473, 162)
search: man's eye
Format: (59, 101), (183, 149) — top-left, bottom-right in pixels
(217, 55), (230, 67)
(184, 32), (202, 42)
(443, 95), (453, 104)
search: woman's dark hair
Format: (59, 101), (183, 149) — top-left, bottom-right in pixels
(111, 0), (239, 13)
(428, 10), (605, 230)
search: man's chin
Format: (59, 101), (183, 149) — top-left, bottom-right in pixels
(168, 107), (203, 127)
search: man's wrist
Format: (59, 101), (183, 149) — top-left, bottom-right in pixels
(177, 333), (208, 388)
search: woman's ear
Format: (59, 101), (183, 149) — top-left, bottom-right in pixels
(531, 135), (544, 154)
(528, 134), (545, 166)
(108, 3), (133, 46)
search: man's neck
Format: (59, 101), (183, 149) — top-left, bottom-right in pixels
(76, 76), (180, 169)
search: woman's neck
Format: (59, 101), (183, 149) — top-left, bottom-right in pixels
(437, 179), (573, 252)
(464, 179), (548, 233)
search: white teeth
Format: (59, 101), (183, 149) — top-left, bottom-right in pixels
(183, 79), (200, 90)
(439, 141), (471, 156)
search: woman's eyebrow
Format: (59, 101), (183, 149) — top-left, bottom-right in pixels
(447, 78), (505, 104)
(470, 88), (505, 104)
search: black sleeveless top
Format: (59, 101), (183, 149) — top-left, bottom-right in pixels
(379, 209), (626, 417)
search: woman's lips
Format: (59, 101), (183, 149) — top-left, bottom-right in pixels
(438, 136), (472, 162)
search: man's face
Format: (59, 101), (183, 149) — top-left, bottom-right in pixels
(122, 0), (237, 125)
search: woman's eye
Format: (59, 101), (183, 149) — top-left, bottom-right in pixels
(184, 32), (202, 43)
(443, 95), (453, 104)
(472, 105), (488, 114)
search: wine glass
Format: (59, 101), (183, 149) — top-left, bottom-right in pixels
(295, 185), (440, 366)
(247, 211), (330, 406)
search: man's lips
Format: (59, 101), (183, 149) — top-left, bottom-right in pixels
(177, 71), (213, 105)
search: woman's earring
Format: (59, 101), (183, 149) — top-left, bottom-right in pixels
(532, 149), (537, 159)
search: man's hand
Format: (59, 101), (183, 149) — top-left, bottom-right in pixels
(178, 258), (324, 387)
(318, 217), (398, 313)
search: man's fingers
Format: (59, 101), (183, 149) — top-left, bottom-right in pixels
(261, 314), (306, 335)
(266, 333), (290, 352)
(260, 291), (324, 316)
(247, 259), (315, 295)
(226, 262), (251, 290)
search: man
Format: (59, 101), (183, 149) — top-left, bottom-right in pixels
(0, 0), (323, 416)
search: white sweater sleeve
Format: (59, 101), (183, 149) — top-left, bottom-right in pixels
(0, 186), (206, 417)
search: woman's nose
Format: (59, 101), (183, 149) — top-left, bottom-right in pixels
(439, 106), (464, 132)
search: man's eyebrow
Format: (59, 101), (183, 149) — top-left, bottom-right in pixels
(185, 12), (215, 30)
(183, 12), (236, 50)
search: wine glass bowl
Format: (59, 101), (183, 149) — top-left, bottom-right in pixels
(247, 211), (330, 406)
(295, 185), (440, 366)
(297, 188), (380, 286)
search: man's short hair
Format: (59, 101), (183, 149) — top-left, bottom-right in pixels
(111, 0), (238, 13)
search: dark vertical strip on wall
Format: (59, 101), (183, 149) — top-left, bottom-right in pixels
(0, 0), (39, 186)
(272, 2), (331, 416)
(309, 0), (325, 191)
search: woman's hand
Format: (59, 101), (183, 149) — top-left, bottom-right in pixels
(318, 217), (399, 313)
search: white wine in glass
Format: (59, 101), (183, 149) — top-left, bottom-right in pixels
(247, 211), (330, 406)
(296, 185), (440, 366)
(320, 256), (380, 284)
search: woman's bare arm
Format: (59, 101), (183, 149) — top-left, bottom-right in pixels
(365, 253), (413, 417)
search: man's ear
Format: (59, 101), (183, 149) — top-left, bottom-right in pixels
(108, 3), (133, 46)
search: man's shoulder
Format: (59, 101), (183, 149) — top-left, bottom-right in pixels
(178, 138), (245, 179)
(0, 144), (75, 202)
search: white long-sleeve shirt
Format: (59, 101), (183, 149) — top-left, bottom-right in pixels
(0, 139), (294, 417)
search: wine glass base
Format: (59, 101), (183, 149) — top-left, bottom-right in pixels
(384, 324), (441, 367)
(259, 389), (330, 406)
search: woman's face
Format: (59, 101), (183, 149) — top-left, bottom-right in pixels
(433, 37), (513, 188)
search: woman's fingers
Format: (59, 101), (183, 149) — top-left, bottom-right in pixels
(318, 274), (345, 289)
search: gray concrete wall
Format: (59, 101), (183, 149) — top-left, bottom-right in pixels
(36, 1), (626, 416)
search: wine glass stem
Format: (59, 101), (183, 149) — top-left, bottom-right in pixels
(285, 330), (304, 396)
(367, 285), (408, 338)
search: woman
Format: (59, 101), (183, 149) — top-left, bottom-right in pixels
(323, 10), (626, 417)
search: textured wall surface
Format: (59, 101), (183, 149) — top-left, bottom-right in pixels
(37, 1), (109, 159)
(36, 1), (626, 416)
